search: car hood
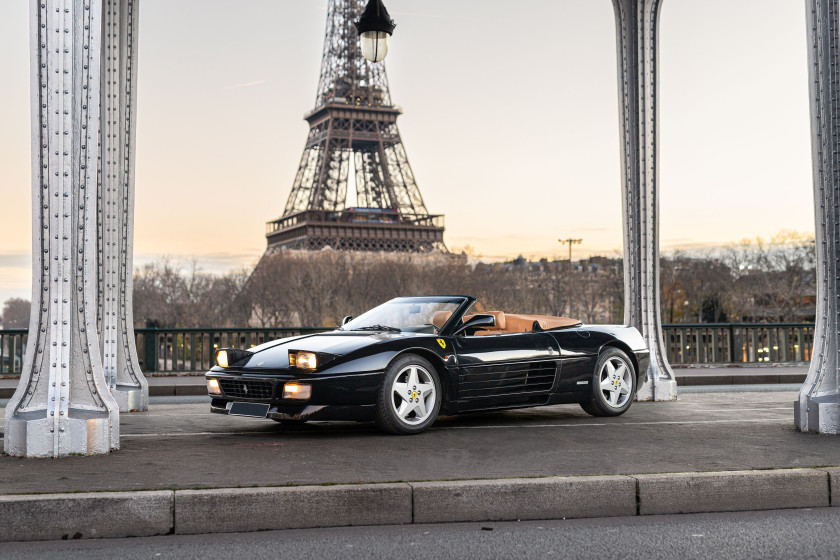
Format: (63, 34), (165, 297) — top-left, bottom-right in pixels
(235, 331), (409, 371)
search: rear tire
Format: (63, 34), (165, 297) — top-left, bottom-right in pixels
(580, 347), (636, 417)
(376, 354), (441, 435)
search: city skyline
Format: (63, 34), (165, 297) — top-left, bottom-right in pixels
(0, 0), (815, 306)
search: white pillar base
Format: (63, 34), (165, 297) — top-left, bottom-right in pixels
(636, 357), (678, 402)
(795, 396), (840, 435)
(4, 410), (118, 458)
(111, 383), (148, 413)
(636, 377), (678, 402)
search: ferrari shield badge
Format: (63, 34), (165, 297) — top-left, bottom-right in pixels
(437, 339), (446, 349)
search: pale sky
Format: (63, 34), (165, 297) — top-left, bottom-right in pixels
(0, 0), (815, 305)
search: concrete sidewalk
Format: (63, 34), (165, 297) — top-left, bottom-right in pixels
(2, 389), (836, 542)
(0, 366), (811, 399)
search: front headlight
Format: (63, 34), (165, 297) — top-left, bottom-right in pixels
(215, 348), (253, 369)
(290, 351), (318, 370)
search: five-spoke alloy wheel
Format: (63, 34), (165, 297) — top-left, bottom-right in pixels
(581, 347), (636, 417)
(376, 354), (441, 434)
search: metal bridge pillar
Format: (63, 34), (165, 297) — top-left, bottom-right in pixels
(612, 0), (677, 401)
(4, 0), (119, 457)
(796, 0), (840, 434)
(98, 0), (147, 412)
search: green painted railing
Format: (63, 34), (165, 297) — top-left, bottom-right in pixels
(0, 328), (26, 375)
(134, 327), (329, 373)
(662, 323), (814, 365)
(0, 323), (816, 376)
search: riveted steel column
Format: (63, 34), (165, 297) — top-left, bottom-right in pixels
(612, 0), (677, 401)
(98, 0), (147, 412)
(4, 0), (119, 457)
(796, 0), (840, 434)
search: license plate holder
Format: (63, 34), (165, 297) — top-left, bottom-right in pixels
(229, 402), (270, 418)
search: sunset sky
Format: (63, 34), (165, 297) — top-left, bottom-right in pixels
(0, 0), (815, 305)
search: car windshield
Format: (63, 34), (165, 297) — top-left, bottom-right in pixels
(342, 297), (465, 333)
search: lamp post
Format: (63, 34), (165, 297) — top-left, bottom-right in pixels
(355, 0), (396, 63)
(559, 238), (583, 266)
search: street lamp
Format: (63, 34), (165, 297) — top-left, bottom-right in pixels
(558, 238), (583, 264)
(355, 0), (397, 63)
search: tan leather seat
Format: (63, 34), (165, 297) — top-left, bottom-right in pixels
(473, 313), (580, 335)
(472, 311), (505, 335)
(432, 311), (452, 330)
(502, 314), (580, 333)
(529, 314), (581, 330)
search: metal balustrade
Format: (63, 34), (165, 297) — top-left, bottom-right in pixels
(0, 323), (816, 377)
(0, 328), (27, 375)
(663, 323), (814, 365)
(135, 327), (330, 373)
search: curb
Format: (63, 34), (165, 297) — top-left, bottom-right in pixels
(0, 468), (836, 542)
(674, 373), (806, 386)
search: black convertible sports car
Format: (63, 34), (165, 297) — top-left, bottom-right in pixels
(206, 296), (650, 435)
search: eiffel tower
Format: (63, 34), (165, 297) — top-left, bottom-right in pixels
(266, 0), (446, 253)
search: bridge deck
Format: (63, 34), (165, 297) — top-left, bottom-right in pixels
(0, 366), (812, 398)
(0, 389), (835, 495)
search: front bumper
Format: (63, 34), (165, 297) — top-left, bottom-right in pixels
(210, 400), (377, 422)
(205, 370), (384, 421)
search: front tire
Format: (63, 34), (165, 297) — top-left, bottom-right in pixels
(376, 354), (441, 435)
(580, 347), (636, 417)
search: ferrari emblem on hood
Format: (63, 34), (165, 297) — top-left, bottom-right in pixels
(437, 339), (446, 349)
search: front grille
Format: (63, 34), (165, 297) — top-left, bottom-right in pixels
(219, 378), (275, 400)
(460, 361), (557, 400)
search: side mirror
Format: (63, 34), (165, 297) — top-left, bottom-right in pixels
(341, 316), (353, 326)
(453, 314), (496, 336)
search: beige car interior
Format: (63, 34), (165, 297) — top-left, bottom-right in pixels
(431, 311), (580, 335)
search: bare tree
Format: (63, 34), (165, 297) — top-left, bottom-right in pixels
(133, 259), (250, 328)
(125, 231), (815, 330)
(1, 298), (31, 329)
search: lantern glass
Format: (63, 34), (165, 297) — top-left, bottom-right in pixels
(360, 30), (390, 62)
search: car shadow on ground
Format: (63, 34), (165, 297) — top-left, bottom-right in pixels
(261, 405), (595, 437)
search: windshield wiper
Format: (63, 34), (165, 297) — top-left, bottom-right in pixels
(352, 325), (402, 333)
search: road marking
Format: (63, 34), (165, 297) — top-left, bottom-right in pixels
(433, 418), (784, 430)
(676, 408), (791, 412)
(123, 431), (258, 438)
(118, 417), (786, 438)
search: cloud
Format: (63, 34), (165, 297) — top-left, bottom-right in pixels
(226, 80), (267, 90)
(389, 10), (466, 20)
(0, 252), (30, 268)
(133, 251), (262, 274)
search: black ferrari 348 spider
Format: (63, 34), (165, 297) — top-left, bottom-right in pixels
(206, 296), (650, 434)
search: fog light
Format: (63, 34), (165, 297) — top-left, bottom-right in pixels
(283, 382), (312, 400)
(207, 379), (222, 395)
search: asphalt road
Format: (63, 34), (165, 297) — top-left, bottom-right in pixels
(1, 390), (839, 494)
(3, 508), (839, 560)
